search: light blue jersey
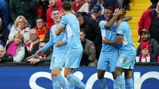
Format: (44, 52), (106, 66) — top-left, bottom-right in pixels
(97, 20), (118, 72)
(40, 23), (67, 70)
(60, 14), (83, 68)
(60, 13), (82, 49)
(116, 21), (136, 69)
(99, 20), (118, 52)
(116, 21), (136, 55)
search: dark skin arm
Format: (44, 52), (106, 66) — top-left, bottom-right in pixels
(121, 16), (132, 21)
(103, 34), (123, 45)
(105, 8), (126, 28)
(116, 16), (132, 28)
(105, 15), (118, 28)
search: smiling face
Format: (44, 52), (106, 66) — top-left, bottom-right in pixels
(14, 33), (23, 45)
(104, 9), (113, 21)
(51, 9), (61, 23)
(14, 37), (22, 45)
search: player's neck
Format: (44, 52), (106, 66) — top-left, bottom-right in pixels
(64, 11), (72, 15)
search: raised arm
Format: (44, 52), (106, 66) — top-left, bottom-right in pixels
(105, 8), (125, 28)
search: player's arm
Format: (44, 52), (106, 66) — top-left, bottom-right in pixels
(103, 34), (123, 45)
(115, 34), (123, 44)
(116, 16), (132, 28)
(120, 16), (132, 21)
(55, 41), (65, 47)
(105, 15), (118, 28)
(55, 25), (64, 36)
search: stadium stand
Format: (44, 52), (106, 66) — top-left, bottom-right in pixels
(126, 0), (151, 48)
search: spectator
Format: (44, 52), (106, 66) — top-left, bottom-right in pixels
(138, 1), (159, 43)
(36, 0), (49, 21)
(24, 28), (40, 61)
(78, 0), (91, 13)
(26, 41), (52, 65)
(149, 0), (159, 9)
(72, 0), (84, 12)
(116, 0), (124, 8)
(80, 29), (97, 66)
(75, 12), (102, 59)
(91, 4), (105, 22)
(96, 0), (116, 13)
(116, 0), (130, 10)
(123, 0), (130, 10)
(9, 0), (37, 28)
(137, 29), (159, 62)
(95, 0), (105, 15)
(6, 33), (25, 62)
(139, 42), (151, 62)
(0, 0), (9, 27)
(46, 0), (62, 30)
(35, 16), (49, 42)
(0, 17), (10, 46)
(0, 45), (13, 62)
(0, 41), (4, 47)
(8, 15), (30, 43)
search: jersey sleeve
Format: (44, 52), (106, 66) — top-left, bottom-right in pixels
(99, 21), (106, 30)
(99, 21), (107, 38)
(60, 16), (68, 25)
